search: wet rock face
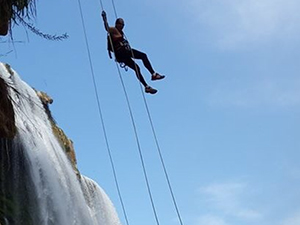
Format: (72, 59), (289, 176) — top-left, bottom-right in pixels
(0, 77), (16, 138)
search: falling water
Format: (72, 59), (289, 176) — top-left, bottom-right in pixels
(0, 63), (122, 225)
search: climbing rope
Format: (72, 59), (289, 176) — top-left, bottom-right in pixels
(104, 5), (162, 225)
(140, 85), (185, 225)
(110, 0), (118, 19)
(111, 52), (161, 225)
(78, 1), (185, 225)
(77, 2), (130, 225)
(112, 6), (185, 225)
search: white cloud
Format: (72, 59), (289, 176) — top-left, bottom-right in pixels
(207, 78), (300, 108)
(280, 211), (300, 225)
(199, 182), (262, 220)
(189, 0), (300, 49)
(197, 215), (227, 225)
(196, 182), (300, 225)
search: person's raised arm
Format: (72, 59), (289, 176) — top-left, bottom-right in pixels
(101, 11), (109, 31)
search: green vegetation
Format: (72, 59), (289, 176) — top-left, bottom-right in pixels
(35, 90), (80, 175)
(0, 0), (68, 40)
(0, 0), (35, 34)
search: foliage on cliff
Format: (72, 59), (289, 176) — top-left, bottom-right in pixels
(0, 0), (68, 40)
(0, 0), (36, 35)
(36, 90), (79, 175)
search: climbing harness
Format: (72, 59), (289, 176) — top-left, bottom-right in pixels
(106, 34), (129, 71)
(106, 33), (130, 71)
(119, 62), (128, 71)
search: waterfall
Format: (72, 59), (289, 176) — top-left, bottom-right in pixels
(0, 63), (122, 225)
(81, 176), (122, 225)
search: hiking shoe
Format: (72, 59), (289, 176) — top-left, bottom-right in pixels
(151, 73), (165, 81)
(145, 86), (157, 94)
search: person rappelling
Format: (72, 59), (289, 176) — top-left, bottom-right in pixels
(101, 11), (165, 94)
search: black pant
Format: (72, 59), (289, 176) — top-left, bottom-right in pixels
(115, 48), (155, 87)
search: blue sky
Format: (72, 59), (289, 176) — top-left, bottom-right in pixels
(1, 0), (300, 225)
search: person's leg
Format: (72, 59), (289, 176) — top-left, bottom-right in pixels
(122, 57), (148, 87)
(131, 49), (155, 75)
(131, 49), (165, 81)
(116, 50), (158, 94)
